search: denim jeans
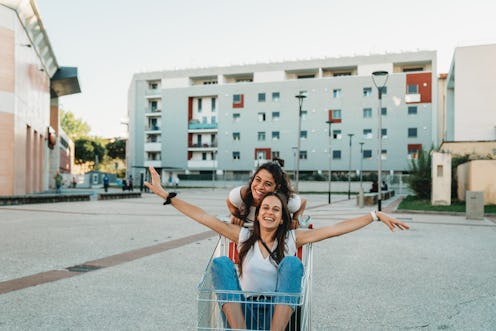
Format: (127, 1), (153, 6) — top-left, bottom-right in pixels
(211, 255), (304, 330)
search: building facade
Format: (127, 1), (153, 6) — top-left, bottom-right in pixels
(127, 51), (437, 180)
(0, 0), (80, 195)
(445, 44), (496, 142)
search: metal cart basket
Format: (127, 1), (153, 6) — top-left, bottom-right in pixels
(197, 236), (313, 330)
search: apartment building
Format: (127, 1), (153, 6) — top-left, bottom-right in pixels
(127, 51), (437, 180)
(444, 44), (496, 142)
(0, 0), (80, 195)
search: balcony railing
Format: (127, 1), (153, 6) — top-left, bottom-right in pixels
(188, 122), (218, 130)
(145, 88), (162, 96)
(145, 126), (161, 131)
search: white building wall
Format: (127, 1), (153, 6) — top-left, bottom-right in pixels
(452, 44), (496, 141)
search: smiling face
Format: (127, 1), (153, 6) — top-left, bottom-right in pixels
(250, 169), (277, 205)
(257, 195), (283, 231)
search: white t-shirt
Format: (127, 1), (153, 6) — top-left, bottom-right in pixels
(237, 227), (297, 292)
(228, 186), (301, 223)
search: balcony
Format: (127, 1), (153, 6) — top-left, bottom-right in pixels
(145, 88), (161, 97)
(187, 160), (218, 170)
(188, 122), (218, 131)
(188, 143), (217, 152)
(145, 109), (162, 115)
(145, 126), (161, 132)
(144, 142), (161, 151)
(405, 93), (421, 103)
(144, 160), (162, 168)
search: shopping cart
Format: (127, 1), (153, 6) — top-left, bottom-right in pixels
(197, 235), (313, 330)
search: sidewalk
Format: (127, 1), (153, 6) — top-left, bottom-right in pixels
(0, 190), (495, 330)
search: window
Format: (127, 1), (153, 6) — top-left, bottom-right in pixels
(150, 100), (158, 111)
(332, 89), (342, 98)
(299, 151), (307, 159)
(198, 99), (202, 112)
(408, 128), (418, 138)
(363, 150), (372, 159)
(258, 112), (266, 122)
(272, 112), (280, 120)
(272, 92), (280, 102)
(272, 151), (280, 159)
(202, 116), (208, 124)
(211, 98), (216, 112)
(211, 116), (217, 124)
(202, 152), (207, 160)
(381, 128), (387, 138)
(149, 83), (158, 89)
(380, 86), (387, 95)
(407, 84), (418, 94)
(272, 131), (280, 140)
(233, 132), (240, 140)
(258, 93), (266, 102)
(301, 110), (308, 120)
(258, 132), (266, 141)
(381, 149), (387, 160)
(300, 131), (307, 139)
(408, 106), (418, 115)
(363, 129), (373, 139)
(332, 109), (342, 120)
(363, 108), (372, 118)
(233, 94), (244, 108)
(381, 107), (387, 116)
(408, 144), (422, 159)
(333, 150), (341, 159)
(233, 113), (240, 121)
(363, 87), (372, 96)
(233, 151), (240, 160)
(333, 130), (342, 139)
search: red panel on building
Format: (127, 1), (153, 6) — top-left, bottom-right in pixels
(233, 94), (244, 108)
(406, 72), (431, 103)
(188, 97), (193, 120)
(254, 148), (271, 160)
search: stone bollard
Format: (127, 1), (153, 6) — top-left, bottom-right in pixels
(358, 188), (364, 208)
(466, 191), (484, 220)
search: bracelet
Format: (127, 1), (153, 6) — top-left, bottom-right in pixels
(370, 210), (379, 222)
(163, 192), (177, 205)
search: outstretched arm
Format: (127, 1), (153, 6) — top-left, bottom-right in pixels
(145, 166), (241, 242)
(295, 211), (409, 247)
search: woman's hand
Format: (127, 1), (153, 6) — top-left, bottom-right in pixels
(144, 166), (168, 201)
(377, 211), (410, 231)
(230, 215), (245, 226)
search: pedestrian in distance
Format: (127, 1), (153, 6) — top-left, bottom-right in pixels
(144, 166), (409, 331)
(103, 174), (110, 192)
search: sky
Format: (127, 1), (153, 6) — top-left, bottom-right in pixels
(35, 0), (496, 138)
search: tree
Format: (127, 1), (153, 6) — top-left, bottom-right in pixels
(75, 138), (105, 169)
(60, 109), (91, 140)
(106, 139), (126, 160)
(407, 147), (433, 199)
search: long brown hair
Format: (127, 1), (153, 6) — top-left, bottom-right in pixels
(237, 161), (295, 221)
(237, 192), (292, 276)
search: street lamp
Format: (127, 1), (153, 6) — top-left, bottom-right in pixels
(359, 142), (365, 190)
(326, 109), (341, 204)
(372, 70), (389, 211)
(294, 92), (306, 191)
(347, 133), (354, 200)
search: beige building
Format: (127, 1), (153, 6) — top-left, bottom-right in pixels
(0, 0), (80, 196)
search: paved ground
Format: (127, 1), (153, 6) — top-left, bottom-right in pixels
(0, 188), (495, 330)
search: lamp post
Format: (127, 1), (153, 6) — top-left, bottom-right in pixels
(294, 92), (306, 191)
(359, 142), (364, 190)
(326, 110), (341, 204)
(372, 71), (389, 211)
(347, 133), (354, 200)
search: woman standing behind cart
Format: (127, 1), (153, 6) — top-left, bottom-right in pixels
(227, 160), (307, 229)
(145, 166), (409, 331)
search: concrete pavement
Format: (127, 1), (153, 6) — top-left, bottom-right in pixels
(0, 189), (495, 330)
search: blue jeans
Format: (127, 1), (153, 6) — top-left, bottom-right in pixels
(212, 255), (304, 330)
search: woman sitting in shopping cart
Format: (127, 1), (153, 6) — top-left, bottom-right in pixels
(145, 166), (409, 331)
(227, 160), (307, 230)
